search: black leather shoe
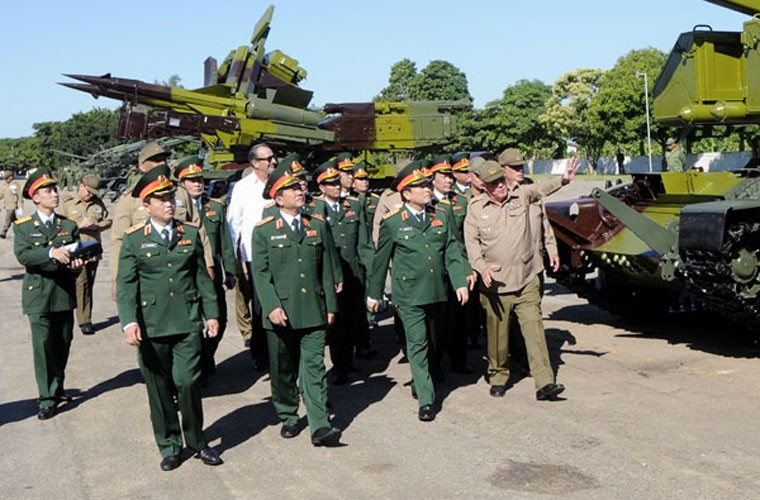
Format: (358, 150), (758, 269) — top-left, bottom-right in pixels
(536, 383), (565, 401)
(452, 364), (474, 375)
(489, 385), (507, 397)
(194, 447), (223, 466)
(37, 406), (55, 420)
(160, 454), (181, 471)
(280, 423), (301, 439)
(80, 322), (95, 335)
(311, 427), (342, 447)
(251, 358), (266, 372)
(244, 338), (252, 348)
(418, 404), (436, 422)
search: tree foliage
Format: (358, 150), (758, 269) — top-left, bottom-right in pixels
(375, 59), (417, 101)
(540, 68), (604, 170)
(33, 108), (119, 169)
(407, 60), (471, 101)
(457, 79), (560, 157)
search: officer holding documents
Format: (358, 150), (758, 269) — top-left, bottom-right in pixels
(13, 168), (83, 420)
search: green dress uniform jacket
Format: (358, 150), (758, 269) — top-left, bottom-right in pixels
(14, 213), (80, 408)
(199, 196), (236, 278)
(116, 220), (219, 335)
(251, 212), (339, 330)
(368, 205), (469, 306)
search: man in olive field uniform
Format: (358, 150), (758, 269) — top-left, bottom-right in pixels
(57, 174), (112, 335)
(1, 169), (22, 238)
(251, 163), (343, 446)
(13, 168), (84, 420)
(464, 153), (578, 401)
(664, 137), (686, 172)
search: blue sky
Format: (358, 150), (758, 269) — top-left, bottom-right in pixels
(0, 0), (748, 138)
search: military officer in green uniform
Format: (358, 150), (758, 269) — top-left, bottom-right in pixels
(175, 157), (237, 383)
(335, 152), (355, 200)
(428, 155), (476, 377)
(352, 161), (382, 331)
(451, 152), (472, 199)
(13, 168), (84, 420)
(251, 163), (343, 446)
(311, 159), (371, 383)
(116, 165), (222, 471)
(367, 160), (470, 422)
(57, 174), (112, 335)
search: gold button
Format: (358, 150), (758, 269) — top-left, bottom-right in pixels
(169, 292), (174, 297)
(424, 244), (429, 248)
(48, 241), (53, 246)
(422, 232), (426, 236)
(429, 268), (434, 273)
(141, 301), (147, 306)
(28, 285), (33, 290)
(300, 273), (305, 278)
(168, 263), (172, 267)
(146, 252), (151, 257)
(168, 278), (174, 283)
(298, 258), (302, 262)
(278, 244), (284, 248)
(428, 256), (432, 260)
(401, 277), (407, 281)
(301, 288), (307, 293)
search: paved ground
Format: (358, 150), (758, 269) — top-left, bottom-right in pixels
(1, 180), (759, 499)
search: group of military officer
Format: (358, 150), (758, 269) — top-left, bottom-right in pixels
(12, 140), (579, 471)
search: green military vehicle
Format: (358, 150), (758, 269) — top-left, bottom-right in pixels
(61, 5), (468, 174)
(545, 0), (760, 331)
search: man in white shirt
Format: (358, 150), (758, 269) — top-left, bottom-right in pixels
(226, 143), (277, 369)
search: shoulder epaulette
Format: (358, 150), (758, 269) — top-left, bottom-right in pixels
(263, 200), (276, 208)
(346, 196), (358, 202)
(210, 197), (226, 206)
(182, 221), (199, 228)
(383, 208), (401, 220)
(14, 215), (32, 225)
(370, 192), (381, 200)
(437, 199), (451, 205)
(256, 215), (275, 227)
(311, 213), (325, 221)
(125, 222), (146, 234)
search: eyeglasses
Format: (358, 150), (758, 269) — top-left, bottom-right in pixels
(255, 155), (276, 163)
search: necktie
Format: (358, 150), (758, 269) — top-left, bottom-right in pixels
(292, 218), (300, 234)
(416, 212), (424, 224)
(333, 202), (340, 213)
(45, 220), (53, 229)
(161, 228), (170, 242)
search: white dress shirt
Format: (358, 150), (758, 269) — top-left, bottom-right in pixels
(226, 172), (267, 263)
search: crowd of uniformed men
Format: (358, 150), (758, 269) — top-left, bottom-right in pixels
(9, 140), (579, 471)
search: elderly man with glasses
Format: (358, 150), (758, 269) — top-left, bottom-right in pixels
(227, 143), (278, 370)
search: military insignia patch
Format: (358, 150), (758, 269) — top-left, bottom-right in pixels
(306, 229), (318, 237)
(431, 219), (443, 227)
(271, 234), (288, 240)
(178, 239), (192, 246)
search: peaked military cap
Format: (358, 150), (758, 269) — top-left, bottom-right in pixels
(391, 159), (433, 192)
(477, 160), (506, 184)
(335, 152), (354, 171)
(280, 153), (307, 178)
(81, 174), (100, 195)
(498, 148), (526, 167)
(174, 156), (204, 180)
(666, 137), (676, 146)
(23, 167), (57, 199)
(138, 141), (169, 165)
(430, 154), (452, 174)
(451, 152), (470, 172)
(314, 159), (341, 184)
(353, 161), (369, 179)
(132, 164), (175, 201)
(264, 163), (300, 199)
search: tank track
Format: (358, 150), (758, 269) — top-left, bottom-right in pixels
(679, 221), (760, 331)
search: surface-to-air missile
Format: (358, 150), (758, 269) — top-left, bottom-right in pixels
(545, 0), (760, 332)
(61, 5), (469, 168)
